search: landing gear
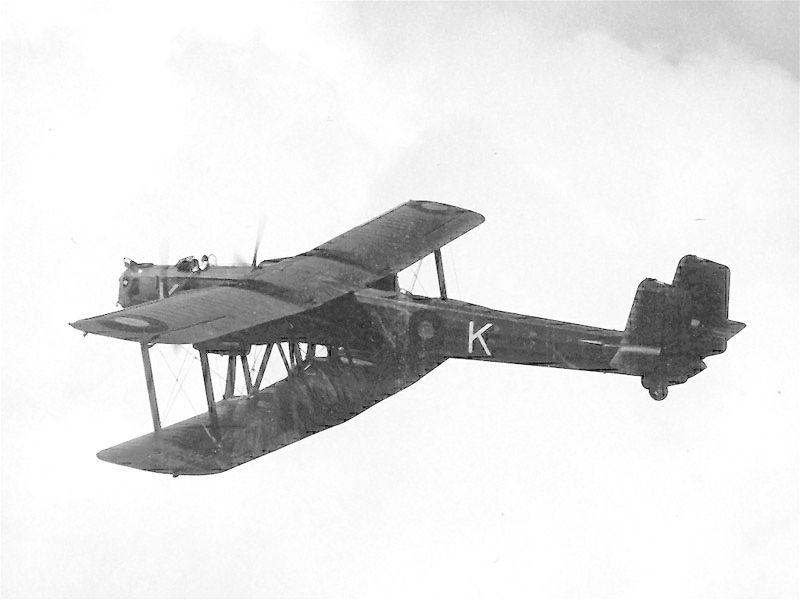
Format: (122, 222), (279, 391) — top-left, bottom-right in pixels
(641, 375), (668, 401)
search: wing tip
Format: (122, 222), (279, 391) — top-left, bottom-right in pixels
(70, 320), (88, 332)
(406, 199), (485, 224)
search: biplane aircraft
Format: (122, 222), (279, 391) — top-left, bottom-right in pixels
(72, 201), (745, 476)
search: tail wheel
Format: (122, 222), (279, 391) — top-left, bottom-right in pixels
(641, 375), (669, 401)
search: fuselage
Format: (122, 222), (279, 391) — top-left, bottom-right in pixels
(117, 258), (626, 375)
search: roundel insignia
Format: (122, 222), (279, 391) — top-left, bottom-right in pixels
(417, 319), (435, 340)
(409, 310), (444, 356)
(100, 315), (169, 333)
(115, 317), (152, 328)
(414, 201), (452, 213)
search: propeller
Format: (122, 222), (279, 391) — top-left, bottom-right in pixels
(251, 217), (265, 269)
(159, 239), (171, 266)
(233, 217), (266, 268)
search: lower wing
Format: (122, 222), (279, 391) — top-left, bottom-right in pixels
(96, 354), (444, 475)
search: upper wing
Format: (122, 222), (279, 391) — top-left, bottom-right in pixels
(73, 201), (484, 344)
(309, 200), (484, 277)
(249, 200), (485, 299)
(71, 286), (301, 344)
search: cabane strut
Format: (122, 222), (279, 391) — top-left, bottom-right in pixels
(434, 249), (447, 300)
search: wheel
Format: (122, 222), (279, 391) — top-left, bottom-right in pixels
(641, 375), (668, 401)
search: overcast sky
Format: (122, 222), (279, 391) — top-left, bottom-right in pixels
(2, 2), (798, 598)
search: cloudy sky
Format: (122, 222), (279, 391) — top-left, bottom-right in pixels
(2, 2), (797, 598)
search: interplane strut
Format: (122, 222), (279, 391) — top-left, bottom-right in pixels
(136, 342), (323, 433)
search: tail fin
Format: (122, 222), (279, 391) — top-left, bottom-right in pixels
(672, 255), (745, 355)
(674, 255), (730, 319)
(612, 255), (744, 399)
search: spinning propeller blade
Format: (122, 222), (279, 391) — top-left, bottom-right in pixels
(158, 240), (170, 266)
(251, 217), (265, 269)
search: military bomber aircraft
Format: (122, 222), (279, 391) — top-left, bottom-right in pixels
(72, 201), (745, 475)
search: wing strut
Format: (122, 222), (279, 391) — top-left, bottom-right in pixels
(140, 342), (162, 432)
(136, 344), (285, 435)
(434, 249), (448, 300)
(240, 354), (254, 394)
(224, 356), (236, 399)
(252, 343), (274, 391)
(198, 349), (218, 421)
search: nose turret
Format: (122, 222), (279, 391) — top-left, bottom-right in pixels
(118, 258), (158, 307)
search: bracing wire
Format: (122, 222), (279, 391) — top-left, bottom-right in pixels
(162, 348), (191, 420)
(416, 275), (428, 296)
(409, 259), (423, 293)
(251, 345), (264, 380)
(149, 346), (228, 447)
(178, 345), (227, 382)
(156, 346), (200, 417)
(409, 257), (429, 295)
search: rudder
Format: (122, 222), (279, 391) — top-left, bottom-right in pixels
(673, 255), (730, 326)
(613, 255), (744, 400)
